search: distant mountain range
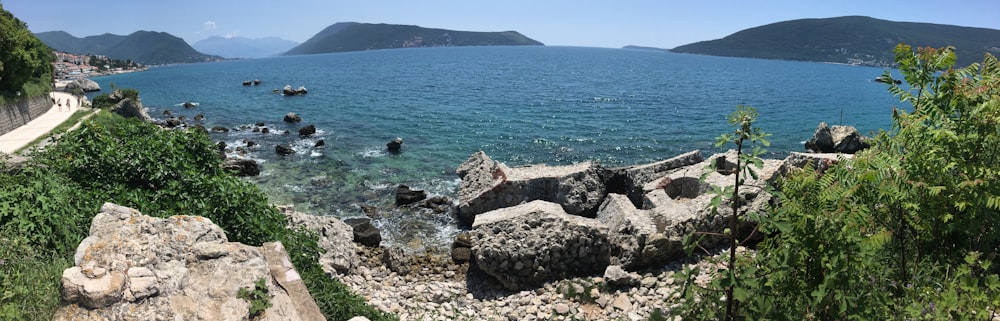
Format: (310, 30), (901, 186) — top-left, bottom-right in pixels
(671, 16), (1000, 67)
(35, 31), (224, 65)
(192, 36), (299, 59)
(284, 22), (543, 56)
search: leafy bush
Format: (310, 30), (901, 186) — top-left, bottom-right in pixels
(238, 278), (273, 319)
(668, 45), (1000, 320)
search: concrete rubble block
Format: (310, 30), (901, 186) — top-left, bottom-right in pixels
(470, 200), (612, 290)
(457, 151), (608, 224)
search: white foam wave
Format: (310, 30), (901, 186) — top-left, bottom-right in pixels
(360, 148), (386, 158)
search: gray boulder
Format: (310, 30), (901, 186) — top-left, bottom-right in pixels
(276, 144), (295, 155)
(395, 184), (427, 206)
(343, 217), (382, 247)
(386, 137), (403, 153)
(470, 200), (612, 290)
(779, 152), (852, 177)
(805, 122), (870, 154)
(54, 203), (322, 320)
(284, 112), (302, 123)
(456, 151), (608, 225)
(283, 85), (308, 96)
(111, 98), (152, 122)
(298, 124), (316, 136)
(603, 265), (640, 287)
(221, 158), (260, 177)
(66, 78), (101, 92)
(381, 246), (412, 276)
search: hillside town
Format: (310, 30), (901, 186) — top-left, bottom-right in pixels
(52, 51), (146, 80)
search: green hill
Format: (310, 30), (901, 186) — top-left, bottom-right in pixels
(671, 16), (1000, 67)
(35, 30), (223, 65)
(284, 22), (543, 55)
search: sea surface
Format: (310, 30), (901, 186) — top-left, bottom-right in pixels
(90, 46), (904, 250)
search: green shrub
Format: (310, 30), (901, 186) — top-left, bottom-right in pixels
(238, 277), (273, 319)
(667, 45), (1000, 320)
(1, 107), (394, 320)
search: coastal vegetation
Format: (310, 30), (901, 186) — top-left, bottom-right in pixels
(283, 22), (543, 56)
(86, 54), (143, 72)
(0, 110), (394, 320)
(0, 3), (54, 104)
(670, 46), (1000, 320)
(671, 16), (1000, 67)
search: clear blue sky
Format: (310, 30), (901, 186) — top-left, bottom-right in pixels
(5, 0), (999, 48)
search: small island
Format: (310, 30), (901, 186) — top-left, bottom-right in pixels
(284, 22), (544, 56)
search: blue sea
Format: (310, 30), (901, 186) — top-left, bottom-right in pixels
(90, 46), (903, 249)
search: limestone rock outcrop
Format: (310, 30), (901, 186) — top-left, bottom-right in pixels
(111, 98), (152, 122)
(53, 203), (324, 321)
(282, 206), (361, 274)
(66, 78), (101, 92)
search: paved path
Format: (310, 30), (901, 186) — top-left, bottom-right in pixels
(0, 91), (85, 154)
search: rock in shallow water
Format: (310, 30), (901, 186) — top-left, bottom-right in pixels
(395, 184), (428, 206)
(344, 217), (382, 247)
(386, 137), (403, 153)
(298, 124), (317, 136)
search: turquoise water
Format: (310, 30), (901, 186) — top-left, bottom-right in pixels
(91, 46), (903, 249)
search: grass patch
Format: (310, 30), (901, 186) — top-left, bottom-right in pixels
(0, 232), (73, 320)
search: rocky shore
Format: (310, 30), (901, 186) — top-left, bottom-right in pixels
(51, 121), (864, 320)
(323, 149), (847, 320)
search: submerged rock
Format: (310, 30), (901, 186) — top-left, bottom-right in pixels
(395, 184), (428, 206)
(284, 112), (302, 123)
(386, 137), (403, 153)
(276, 144), (295, 155)
(298, 124), (316, 136)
